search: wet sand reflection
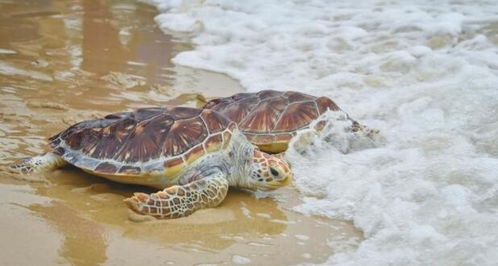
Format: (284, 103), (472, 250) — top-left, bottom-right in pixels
(0, 0), (362, 264)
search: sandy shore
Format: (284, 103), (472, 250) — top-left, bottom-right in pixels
(0, 0), (361, 265)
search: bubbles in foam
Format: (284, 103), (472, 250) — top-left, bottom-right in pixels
(232, 255), (251, 265)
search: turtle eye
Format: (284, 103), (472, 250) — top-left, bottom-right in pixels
(270, 167), (279, 177)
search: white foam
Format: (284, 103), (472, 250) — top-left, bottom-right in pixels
(148, 0), (498, 265)
(295, 234), (310, 241)
(0, 48), (16, 55)
(232, 255), (251, 265)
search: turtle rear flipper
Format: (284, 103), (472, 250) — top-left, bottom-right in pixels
(124, 170), (229, 219)
(10, 152), (66, 174)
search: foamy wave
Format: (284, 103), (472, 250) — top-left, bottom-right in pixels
(148, 0), (498, 265)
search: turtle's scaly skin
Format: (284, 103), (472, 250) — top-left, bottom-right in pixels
(125, 172), (229, 219)
(12, 106), (292, 219)
(204, 90), (347, 153)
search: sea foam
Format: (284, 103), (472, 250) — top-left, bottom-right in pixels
(147, 0), (498, 265)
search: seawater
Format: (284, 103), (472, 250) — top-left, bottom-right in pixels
(146, 0), (498, 265)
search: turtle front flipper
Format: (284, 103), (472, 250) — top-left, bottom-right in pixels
(10, 152), (67, 174)
(124, 171), (229, 219)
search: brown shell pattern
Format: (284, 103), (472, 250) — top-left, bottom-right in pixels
(204, 90), (340, 135)
(49, 107), (232, 175)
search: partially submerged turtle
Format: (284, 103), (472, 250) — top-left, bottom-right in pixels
(203, 90), (376, 153)
(11, 107), (292, 219)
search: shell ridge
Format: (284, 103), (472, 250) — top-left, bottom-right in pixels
(161, 116), (208, 158)
(112, 111), (180, 163)
(108, 110), (168, 162)
(271, 95), (298, 131)
(239, 95), (289, 133)
(109, 118), (140, 162)
(235, 93), (266, 127)
(198, 112), (211, 136)
(236, 96), (263, 129)
(272, 100), (319, 132)
(224, 95), (260, 126)
(313, 100), (320, 114)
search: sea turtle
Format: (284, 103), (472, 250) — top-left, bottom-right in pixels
(203, 90), (378, 153)
(11, 107), (292, 219)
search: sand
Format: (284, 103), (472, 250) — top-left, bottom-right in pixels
(0, 0), (361, 265)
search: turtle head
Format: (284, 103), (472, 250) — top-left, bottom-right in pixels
(247, 149), (292, 191)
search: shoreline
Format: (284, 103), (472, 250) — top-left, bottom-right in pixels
(0, 0), (361, 264)
(148, 1), (498, 265)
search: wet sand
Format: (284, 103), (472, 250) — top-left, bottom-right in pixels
(0, 0), (362, 265)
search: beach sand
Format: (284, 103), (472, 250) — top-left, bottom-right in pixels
(0, 0), (361, 265)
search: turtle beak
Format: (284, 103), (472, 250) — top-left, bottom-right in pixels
(265, 172), (293, 190)
(278, 171), (293, 187)
(282, 173), (292, 185)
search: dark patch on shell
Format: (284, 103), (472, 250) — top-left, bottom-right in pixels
(53, 146), (65, 156)
(163, 157), (184, 169)
(118, 166), (142, 175)
(94, 162), (118, 174)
